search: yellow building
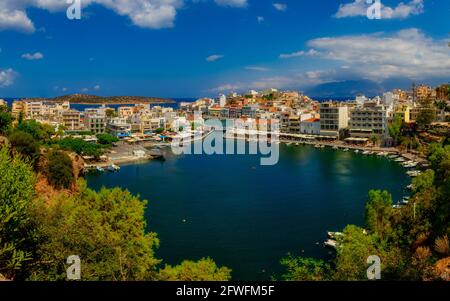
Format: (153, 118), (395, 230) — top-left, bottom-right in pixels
(394, 105), (410, 123)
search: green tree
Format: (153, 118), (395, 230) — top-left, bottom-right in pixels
(0, 109), (12, 134)
(365, 190), (394, 240)
(58, 137), (103, 159)
(412, 170), (435, 194)
(158, 258), (231, 281)
(416, 106), (436, 129)
(29, 182), (160, 281)
(17, 120), (55, 143)
(46, 150), (74, 189)
(8, 130), (40, 165)
(155, 128), (164, 134)
(0, 148), (36, 280)
(280, 255), (330, 281)
(96, 133), (119, 145)
(388, 115), (403, 145)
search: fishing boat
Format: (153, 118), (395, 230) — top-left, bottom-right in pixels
(96, 166), (104, 172)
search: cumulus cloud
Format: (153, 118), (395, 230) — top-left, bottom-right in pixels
(214, 0), (247, 7)
(0, 0), (185, 32)
(335, 0), (424, 19)
(206, 54), (224, 62)
(273, 3), (287, 11)
(257, 16), (264, 23)
(21, 52), (44, 60)
(306, 28), (450, 81)
(0, 68), (19, 87)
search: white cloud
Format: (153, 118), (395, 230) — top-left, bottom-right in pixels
(306, 28), (450, 81)
(206, 54), (224, 62)
(0, 68), (19, 87)
(245, 66), (270, 72)
(273, 3), (287, 11)
(94, 84), (101, 90)
(21, 52), (44, 60)
(279, 49), (318, 59)
(257, 16), (264, 23)
(0, 0), (185, 32)
(214, 0), (247, 8)
(335, 0), (424, 19)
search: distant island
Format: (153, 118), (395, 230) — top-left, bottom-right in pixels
(21, 94), (175, 105)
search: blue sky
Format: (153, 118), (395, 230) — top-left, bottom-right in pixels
(0, 0), (449, 98)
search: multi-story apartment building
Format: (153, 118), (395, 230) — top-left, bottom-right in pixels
(319, 102), (349, 138)
(62, 110), (82, 131)
(118, 106), (134, 118)
(24, 101), (44, 118)
(349, 102), (389, 139)
(84, 114), (106, 134)
(106, 117), (131, 137)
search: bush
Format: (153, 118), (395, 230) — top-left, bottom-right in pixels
(46, 150), (74, 189)
(0, 109), (12, 134)
(8, 130), (40, 165)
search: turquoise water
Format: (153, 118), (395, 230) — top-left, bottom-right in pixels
(86, 142), (409, 280)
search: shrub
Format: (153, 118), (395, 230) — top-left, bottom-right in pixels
(46, 150), (74, 189)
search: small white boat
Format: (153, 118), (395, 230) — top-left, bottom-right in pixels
(287, 142), (292, 146)
(324, 239), (338, 249)
(401, 197), (410, 205)
(107, 164), (120, 172)
(327, 231), (344, 239)
(406, 184), (414, 190)
(395, 157), (406, 162)
(332, 146), (339, 150)
(354, 150), (360, 154)
(343, 148), (349, 152)
(392, 204), (404, 209)
(295, 143), (300, 146)
(96, 166), (104, 172)
(362, 150), (370, 155)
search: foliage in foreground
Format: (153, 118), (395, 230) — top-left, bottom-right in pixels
(158, 258), (232, 281)
(0, 149), (35, 279)
(0, 148), (231, 281)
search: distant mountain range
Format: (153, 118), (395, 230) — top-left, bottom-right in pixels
(21, 94), (175, 104)
(306, 79), (386, 99)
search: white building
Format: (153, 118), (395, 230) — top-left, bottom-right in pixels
(319, 102), (349, 138)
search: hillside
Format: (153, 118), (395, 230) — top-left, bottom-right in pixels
(23, 94), (175, 104)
